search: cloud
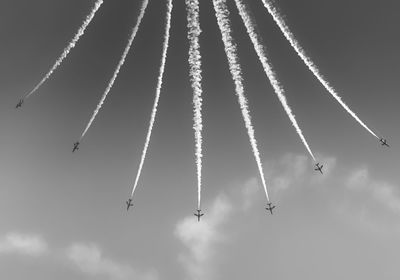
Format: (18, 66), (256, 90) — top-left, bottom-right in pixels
(237, 153), (338, 211)
(263, 156), (400, 230)
(241, 177), (260, 210)
(172, 153), (336, 280)
(0, 232), (48, 256)
(175, 195), (232, 280)
(263, 153), (337, 197)
(0, 232), (157, 280)
(238, 154), (312, 210)
(66, 243), (157, 280)
(346, 168), (369, 189)
(346, 168), (400, 215)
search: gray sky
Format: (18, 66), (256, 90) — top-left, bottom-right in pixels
(0, 0), (399, 279)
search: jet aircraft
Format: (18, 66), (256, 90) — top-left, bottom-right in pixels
(72, 142), (80, 153)
(126, 198), (133, 211)
(315, 163), (323, 174)
(265, 202), (276, 215)
(380, 138), (390, 147)
(194, 209), (204, 222)
(15, 99), (24, 108)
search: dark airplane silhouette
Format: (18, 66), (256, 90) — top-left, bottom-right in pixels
(380, 138), (390, 147)
(126, 198), (133, 211)
(15, 99), (24, 109)
(265, 202), (276, 215)
(194, 209), (204, 222)
(72, 142), (80, 153)
(315, 163), (323, 174)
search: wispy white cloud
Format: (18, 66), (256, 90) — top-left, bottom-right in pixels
(239, 153), (336, 210)
(261, 154), (400, 227)
(0, 232), (48, 256)
(346, 168), (369, 190)
(0, 232), (157, 280)
(346, 168), (400, 215)
(266, 154), (309, 196)
(66, 243), (158, 280)
(172, 153), (335, 280)
(263, 153), (336, 197)
(175, 194), (232, 280)
(241, 177), (260, 211)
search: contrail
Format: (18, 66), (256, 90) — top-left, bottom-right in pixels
(80, 0), (149, 140)
(234, 0), (316, 161)
(260, 0), (378, 139)
(213, 0), (270, 202)
(24, 0), (104, 100)
(185, 0), (204, 210)
(130, 0), (173, 198)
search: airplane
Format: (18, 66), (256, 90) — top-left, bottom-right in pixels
(380, 138), (390, 147)
(194, 209), (204, 222)
(265, 202), (276, 215)
(126, 198), (133, 211)
(315, 163), (323, 174)
(72, 142), (80, 153)
(15, 99), (24, 109)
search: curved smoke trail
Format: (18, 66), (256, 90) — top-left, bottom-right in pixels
(234, 0), (316, 162)
(130, 0), (173, 198)
(213, 0), (270, 202)
(24, 0), (104, 100)
(185, 0), (204, 210)
(260, 0), (378, 139)
(80, 0), (149, 140)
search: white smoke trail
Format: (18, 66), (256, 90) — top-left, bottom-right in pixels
(213, 0), (270, 202)
(130, 0), (173, 198)
(260, 0), (378, 139)
(80, 0), (149, 139)
(234, 0), (316, 162)
(185, 0), (204, 210)
(24, 0), (104, 100)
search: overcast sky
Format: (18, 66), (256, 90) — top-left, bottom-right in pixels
(1, 0), (400, 279)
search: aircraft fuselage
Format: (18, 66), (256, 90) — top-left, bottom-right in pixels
(194, 210), (204, 222)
